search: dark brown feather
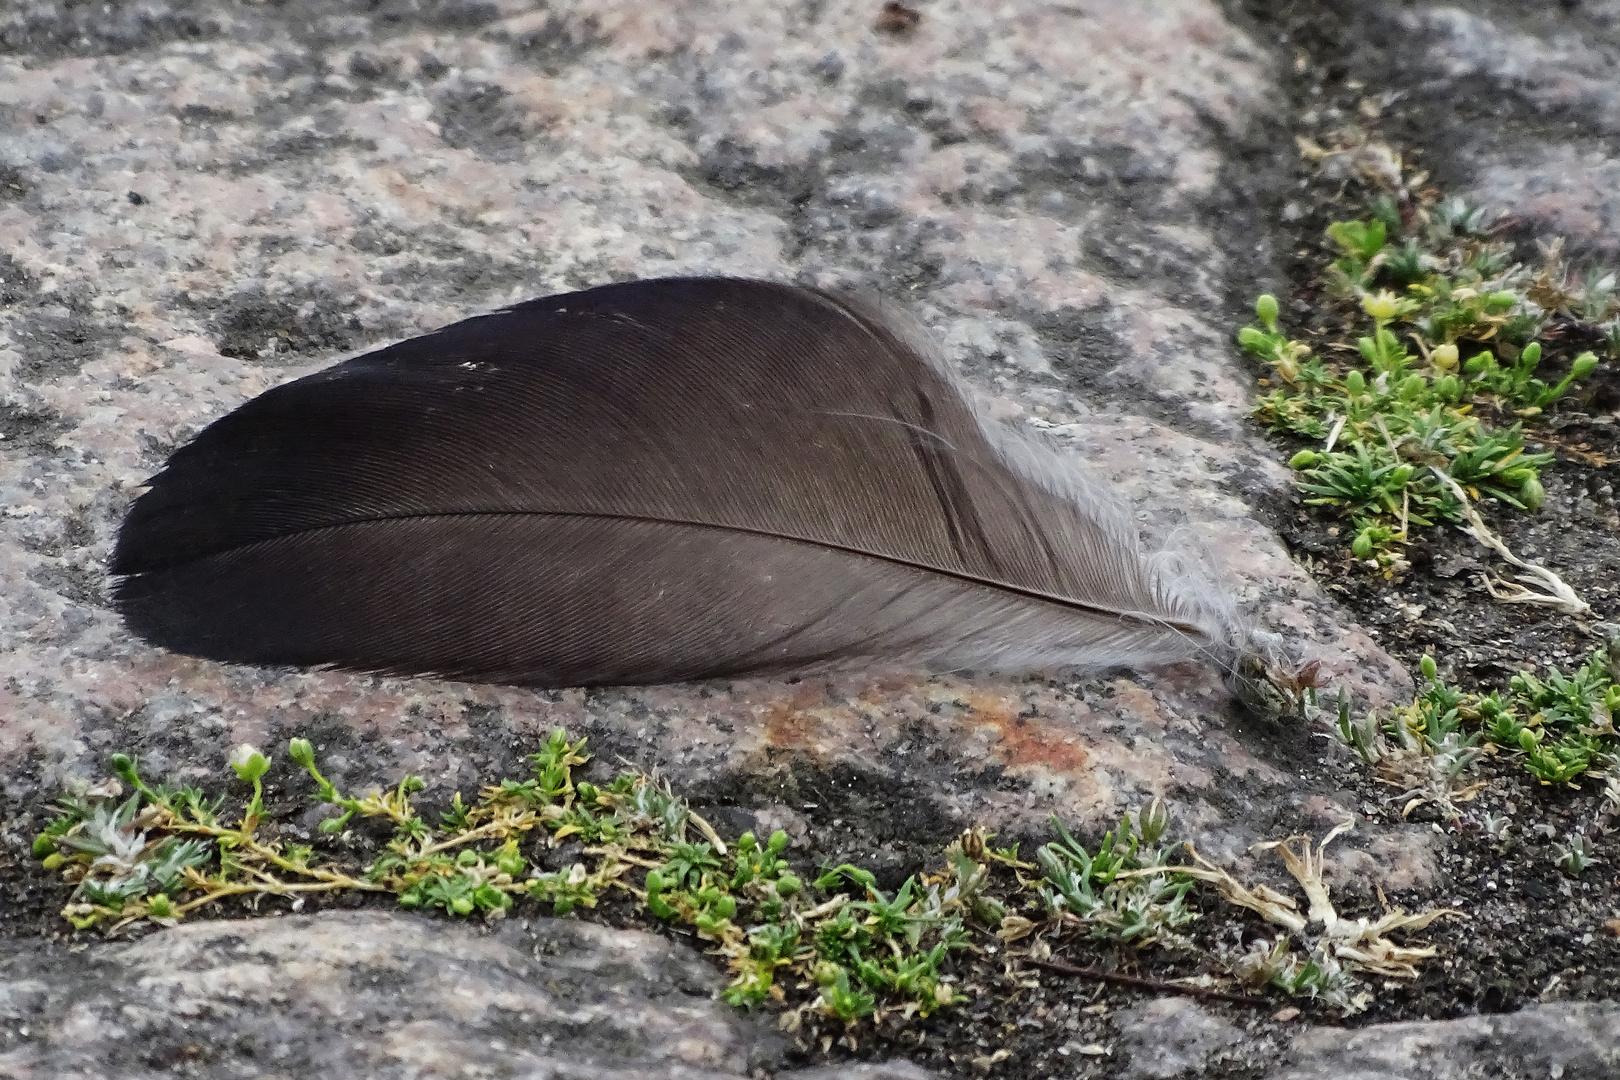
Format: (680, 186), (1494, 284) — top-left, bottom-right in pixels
(111, 277), (1239, 686)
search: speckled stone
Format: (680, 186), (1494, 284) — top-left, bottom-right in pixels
(1108, 995), (1620, 1080)
(0, 910), (785, 1079)
(1365, 4), (1620, 261)
(1114, 998), (1243, 1080)
(0, 0), (1419, 940)
(3, 908), (1614, 1080)
(1272, 1002), (1620, 1080)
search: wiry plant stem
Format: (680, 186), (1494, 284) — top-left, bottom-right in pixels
(1429, 467), (1590, 616)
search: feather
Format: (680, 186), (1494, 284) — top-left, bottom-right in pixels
(110, 277), (1247, 688)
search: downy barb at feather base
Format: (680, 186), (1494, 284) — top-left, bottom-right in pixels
(111, 277), (1256, 691)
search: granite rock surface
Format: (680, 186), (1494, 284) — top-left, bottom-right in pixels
(1391, 3), (1620, 263)
(1, 911), (1614, 1079)
(4, 1), (1619, 1079)
(1273, 1002), (1620, 1080)
(0, 0), (1409, 884)
(1275, 1), (1620, 264)
(0, 910), (781, 1079)
(1109, 996), (1620, 1080)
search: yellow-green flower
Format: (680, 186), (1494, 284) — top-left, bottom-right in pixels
(1362, 290), (1404, 321)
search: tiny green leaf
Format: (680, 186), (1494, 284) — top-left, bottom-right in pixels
(1519, 476), (1544, 512)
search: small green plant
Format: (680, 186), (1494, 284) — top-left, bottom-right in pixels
(1328, 643), (1619, 795)
(38, 751), (389, 931)
(1490, 644), (1620, 785)
(816, 964), (877, 1023)
(1329, 689), (1384, 765)
(1461, 341), (1601, 412)
(1033, 800), (1197, 946)
(1328, 655), (1484, 816)
(1242, 175), (1611, 563)
(1552, 834), (1597, 876)
(1234, 938), (1362, 1012)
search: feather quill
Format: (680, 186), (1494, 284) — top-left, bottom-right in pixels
(111, 277), (1248, 688)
